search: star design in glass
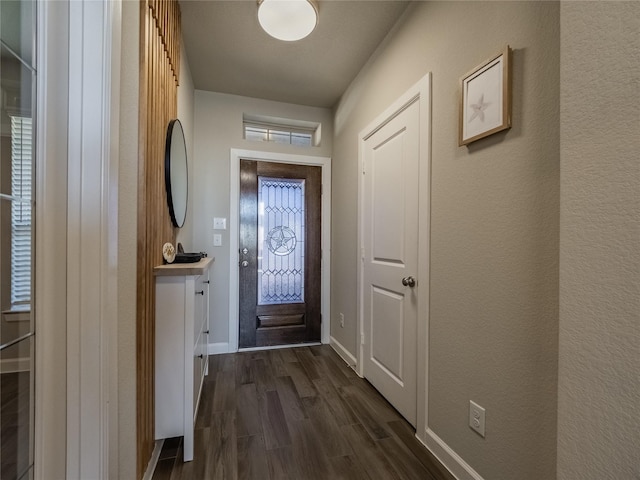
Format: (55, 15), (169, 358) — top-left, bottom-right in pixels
(267, 226), (297, 256)
(468, 93), (491, 123)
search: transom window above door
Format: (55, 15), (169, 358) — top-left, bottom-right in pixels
(242, 113), (321, 147)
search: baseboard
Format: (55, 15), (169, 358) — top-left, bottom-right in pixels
(239, 342), (321, 352)
(0, 357), (30, 374)
(329, 336), (357, 368)
(208, 342), (230, 355)
(417, 428), (484, 480)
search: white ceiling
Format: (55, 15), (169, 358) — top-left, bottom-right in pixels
(180, 0), (410, 108)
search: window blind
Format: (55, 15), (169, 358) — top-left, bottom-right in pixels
(10, 116), (33, 305)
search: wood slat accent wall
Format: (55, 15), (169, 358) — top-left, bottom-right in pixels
(137, 1), (181, 477)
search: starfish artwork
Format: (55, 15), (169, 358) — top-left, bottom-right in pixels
(468, 93), (491, 123)
(267, 225), (297, 256)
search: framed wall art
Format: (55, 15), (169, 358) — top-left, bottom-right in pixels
(459, 45), (512, 146)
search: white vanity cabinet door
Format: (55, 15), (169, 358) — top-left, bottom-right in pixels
(154, 257), (213, 463)
(154, 274), (192, 439)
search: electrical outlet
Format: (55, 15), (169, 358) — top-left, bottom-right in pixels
(213, 234), (222, 246)
(469, 400), (486, 437)
(339, 313), (345, 328)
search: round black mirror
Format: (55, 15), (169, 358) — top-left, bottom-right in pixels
(165, 119), (188, 228)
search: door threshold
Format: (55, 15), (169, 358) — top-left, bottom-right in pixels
(238, 342), (321, 352)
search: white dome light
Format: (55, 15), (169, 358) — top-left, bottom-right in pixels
(258, 0), (318, 42)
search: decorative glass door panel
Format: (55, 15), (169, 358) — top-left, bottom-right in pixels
(257, 177), (305, 305)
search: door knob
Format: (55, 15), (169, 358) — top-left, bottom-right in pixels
(241, 260), (249, 267)
(402, 276), (416, 288)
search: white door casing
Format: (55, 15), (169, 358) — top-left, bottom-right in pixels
(35, 0), (122, 478)
(66, 0), (122, 477)
(358, 74), (431, 434)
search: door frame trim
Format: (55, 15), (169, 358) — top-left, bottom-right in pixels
(35, 0), (123, 477)
(229, 149), (331, 352)
(357, 73), (431, 441)
(35, 2), (70, 477)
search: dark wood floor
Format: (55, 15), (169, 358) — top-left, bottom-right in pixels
(1, 371), (31, 480)
(152, 345), (454, 480)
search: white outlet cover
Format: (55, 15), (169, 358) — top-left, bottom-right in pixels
(213, 217), (227, 230)
(469, 400), (486, 437)
(213, 234), (222, 246)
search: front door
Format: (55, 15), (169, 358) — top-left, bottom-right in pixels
(239, 160), (322, 348)
(362, 98), (420, 426)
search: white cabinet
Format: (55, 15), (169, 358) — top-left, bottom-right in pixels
(154, 257), (213, 462)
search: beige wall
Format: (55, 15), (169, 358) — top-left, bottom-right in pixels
(192, 91), (333, 346)
(332, 2), (559, 479)
(176, 43), (195, 250)
(558, 3), (640, 479)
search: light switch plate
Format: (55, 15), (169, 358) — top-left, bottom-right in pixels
(213, 234), (222, 246)
(213, 217), (226, 230)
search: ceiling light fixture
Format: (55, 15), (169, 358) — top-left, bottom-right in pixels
(257, 0), (318, 42)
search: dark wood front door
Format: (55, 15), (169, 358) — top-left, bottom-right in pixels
(239, 160), (322, 348)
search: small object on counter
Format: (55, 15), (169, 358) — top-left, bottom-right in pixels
(162, 242), (176, 263)
(173, 252), (203, 263)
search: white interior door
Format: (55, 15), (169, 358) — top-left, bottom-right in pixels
(362, 99), (420, 426)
